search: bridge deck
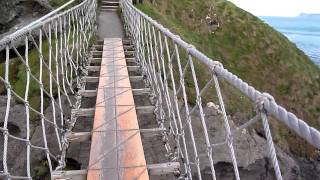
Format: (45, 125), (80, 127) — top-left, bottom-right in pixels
(87, 38), (149, 179)
(97, 11), (124, 38)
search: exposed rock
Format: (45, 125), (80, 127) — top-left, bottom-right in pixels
(0, 95), (71, 177)
(0, 0), (52, 38)
(178, 101), (301, 179)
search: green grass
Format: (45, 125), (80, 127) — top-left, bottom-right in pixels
(137, 0), (320, 157)
(0, 25), (96, 121)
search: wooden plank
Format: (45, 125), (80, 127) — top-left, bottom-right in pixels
(66, 132), (91, 142)
(78, 89), (97, 97)
(87, 38), (149, 180)
(72, 108), (95, 117)
(85, 76), (99, 83)
(52, 170), (87, 180)
(79, 88), (150, 97)
(87, 66), (101, 72)
(89, 58), (102, 64)
(129, 75), (143, 82)
(140, 128), (165, 138)
(126, 57), (137, 63)
(127, 65), (140, 72)
(148, 162), (180, 176)
(132, 88), (150, 96)
(136, 106), (155, 114)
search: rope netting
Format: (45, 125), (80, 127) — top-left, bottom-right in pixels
(0, 0), (319, 179)
(121, 1), (320, 180)
(0, 0), (96, 179)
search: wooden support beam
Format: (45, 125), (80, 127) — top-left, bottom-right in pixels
(140, 128), (165, 138)
(87, 66), (101, 72)
(52, 170), (87, 180)
(125, 51), (135, 56)
(101, 1), (119, 4)
(79, 88), (150, 97)
(148, 162), (180, 176)
(122, 39), (132, 44)
(85, 76), (99, 83)
(72, 108), (95, 117)
(66, 132), (91, 142)
(127, 65), (140, 72)
(129, 76), (143, 82)
(123, 45), (135, 50)
(79, 89), (97, 97)
(89, 58), (102, 64)
(136, 106), (155, 114)
(132, 88), (150, 96)
(126, 57), (137, 63)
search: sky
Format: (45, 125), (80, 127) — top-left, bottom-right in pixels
(228, 0), (320, 17)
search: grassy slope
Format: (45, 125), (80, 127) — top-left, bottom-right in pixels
(137, 0), (320, 157)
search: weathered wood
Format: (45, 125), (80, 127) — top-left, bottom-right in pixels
(140, 128), (165, 138)
(125, 51), (135, 56)
(85, 76), (99, 83)
(87, 66), (101, 72)
(78, 89), (97, 97)
(66, 132), (91, 142)
(148, 162), (180, 175)
(122, 39), (132, 44)
(136, 106), (155, 114)
(87, 38), (149, 180)
(72, 108), (95, 117)
(101, 1), (119, 5)
(126, 57), (137, 63)
(129, 75), (144, 82)
(127, 65), (140, 72)
(132, 88), (150, 96)
(52, 170), (87, 180)
(79, 88), (150, 97)
(123, 45), (135, 50)
(89, 58), (102, 64)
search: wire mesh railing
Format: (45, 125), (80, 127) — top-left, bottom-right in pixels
(121, 1), (320, 179)
(0, 0), (96, 179)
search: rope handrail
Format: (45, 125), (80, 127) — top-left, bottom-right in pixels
(122, 0), (320, 149)
(121, 0), (320, 179)
(0, 0), (89, 49)
(0, 0), (96, 178)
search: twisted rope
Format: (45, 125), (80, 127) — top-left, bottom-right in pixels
(122, 0), (320, 149)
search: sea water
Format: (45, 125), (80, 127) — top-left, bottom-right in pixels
(260, 14), (320, 66)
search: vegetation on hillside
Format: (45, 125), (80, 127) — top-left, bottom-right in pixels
(136, 0), (320, 157)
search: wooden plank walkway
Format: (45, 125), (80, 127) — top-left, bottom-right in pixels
(87, 38), (149, 179)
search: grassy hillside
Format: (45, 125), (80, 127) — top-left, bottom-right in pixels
(136, 0), (320, 157)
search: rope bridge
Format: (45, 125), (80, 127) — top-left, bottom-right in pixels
(0, 0), (96, 178)
(0, 0), (319, 179)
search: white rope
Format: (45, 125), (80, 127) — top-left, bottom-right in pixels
(121, 0), (320, 179)
(0, 0), (96, 178)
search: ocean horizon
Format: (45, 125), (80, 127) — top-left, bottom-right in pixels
(260, 14), (320, 66)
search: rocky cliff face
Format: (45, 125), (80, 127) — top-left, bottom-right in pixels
(0, 0), (52, 37)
